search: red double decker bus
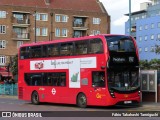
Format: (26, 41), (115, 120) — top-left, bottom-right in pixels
(18, 34), (140, 107)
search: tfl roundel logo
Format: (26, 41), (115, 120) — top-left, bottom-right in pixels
(35, 62), (44, 69)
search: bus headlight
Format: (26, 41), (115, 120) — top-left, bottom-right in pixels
(110, 90), (115, 98)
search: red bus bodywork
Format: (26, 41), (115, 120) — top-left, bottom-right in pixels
(18, 34), (140, 107)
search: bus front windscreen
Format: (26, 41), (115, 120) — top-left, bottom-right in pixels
(105, 35), (136, 52)
(108, 68), (139, 91)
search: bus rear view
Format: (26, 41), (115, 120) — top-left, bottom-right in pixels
(105, 35), (140, 105)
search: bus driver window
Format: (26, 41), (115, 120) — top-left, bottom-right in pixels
(92, 71), (105, 87)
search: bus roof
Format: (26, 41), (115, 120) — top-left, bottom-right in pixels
(19, 34), (131, 48)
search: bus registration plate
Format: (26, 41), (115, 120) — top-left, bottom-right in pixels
(124, 101), (132, 104)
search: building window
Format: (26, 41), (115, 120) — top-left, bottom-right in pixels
(36, 28), (48, 36)
(93, 18), (100, 24)
(151, 23), (154, 29)
(36, 28), (40, 36)
(144, 24), (148, 30)
(131, 18), (134, 21)
(139, 36), (142, 42)
(62, 15), (68, 22)
(0, 56), (6, 64)
(0, 11), (6, 18)
(158, 22), (160, 28)
(139, 26), (142, 31)
(0, 40), (6, 49)
(62, 28), (67, 37)
(41, 14), (48, 21)
(150, 46), (155, 52)
(135, 16), (139, 20)
(142, 15), (146, 19)
(151, 34), (154, 40)
(93, 30), (100, 35)
(157, 33), (160, 40)
(55, 28), (60, 37)
(36, 13), (48, 21)
(144, 35), (148, 41)
(42, 28), (48, 36)
(0, 25), (6, 34)
(14, 14), (23, 21)
(36, 14), (40, 20)
(145, 47), (148, 52)
(55, 15), (61, 22)
(55, 14), (68, 22)
(139, 48), (142, 52)
(17, 41), (23, 48)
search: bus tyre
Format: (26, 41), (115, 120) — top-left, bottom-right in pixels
(31, 91), (39, 105)
(77, 93), (87, 108)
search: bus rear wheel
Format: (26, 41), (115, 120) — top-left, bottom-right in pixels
(77, 93), (87, 108)
(31, 91), (40, 105)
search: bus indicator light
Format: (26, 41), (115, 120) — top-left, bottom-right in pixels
(124, 94), (128, 98)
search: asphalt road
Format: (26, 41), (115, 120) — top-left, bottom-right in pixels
(0, 97), (142, 111)
(0, 96), (160, 120)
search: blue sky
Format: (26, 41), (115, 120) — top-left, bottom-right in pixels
(100, 0), (151, 34)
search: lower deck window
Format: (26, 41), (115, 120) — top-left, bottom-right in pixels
(24, 72), (66, 86)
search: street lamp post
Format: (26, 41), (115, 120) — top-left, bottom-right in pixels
(34, 11), (37, 43)
(50, 12), (53, 41)
(129, 0), (131, 35)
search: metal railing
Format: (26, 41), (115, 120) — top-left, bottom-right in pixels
(12, 33), (30, 39)
(0, 84), (17, 96)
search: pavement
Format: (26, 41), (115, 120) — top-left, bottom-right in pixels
(0, 95), (18, 99)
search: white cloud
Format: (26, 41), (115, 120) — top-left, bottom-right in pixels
(99, 0), (152, 34)
(113, 16), (128, 26)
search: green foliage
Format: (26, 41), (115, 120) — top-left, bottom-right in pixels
(11, 54), (18, 76)
(140, 59), (160, 70)
(155, 45), (160, 54)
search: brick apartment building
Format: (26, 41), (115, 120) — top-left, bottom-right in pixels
(0, 0), (110, 67)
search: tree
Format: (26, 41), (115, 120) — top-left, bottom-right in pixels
(140, 59), (160, 70)
(11, 54), (18, 76)
(139, 60), (149, 69)
(155, 45), (160, 54)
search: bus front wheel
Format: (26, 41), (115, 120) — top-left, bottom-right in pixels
(31, 91), (40, 105)
(77, 93), (87, 108)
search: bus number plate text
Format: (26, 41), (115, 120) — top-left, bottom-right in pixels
(124, 101), (132, 104)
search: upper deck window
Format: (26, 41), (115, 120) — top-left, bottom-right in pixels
(106, 36), (136, 52)
(19, 38), (104, 59)
(89, 38), (103, 54)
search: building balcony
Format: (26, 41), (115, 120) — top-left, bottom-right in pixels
(73, 30), (87, 38)
(12, 32), (30, 40)
(131, 25), (136, 33)
(12, 17), (30, 27)
(72, 22), (88, 30)
(73, 16), (88, 30)
(131, 28), (136, 32)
